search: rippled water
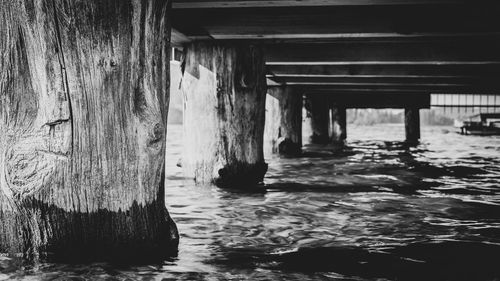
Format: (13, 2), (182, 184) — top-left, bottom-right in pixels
(2, 124), (500, 280)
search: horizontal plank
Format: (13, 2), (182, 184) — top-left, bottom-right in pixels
(264, 39), (500, 63)
(267, 78), (280, 86)
(432, 104), (500, 107)
(172, 5), (500, 41)
(288, 82), (468, 87)
(268, 74), (476, 79)
(210, 32), (500, 41)
(327, 92), (431, 108)
(298, 84), (500, 94)
(266, 61), (500, 65)
(173, 0), (485, 9)
(268, 76), (495, 85)
(171, 28), (192, 46)
(266, 64), (500, 77)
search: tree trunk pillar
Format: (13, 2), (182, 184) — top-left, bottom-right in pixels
(405, 107), (421, 143)
(0, 0), (178, 261)
(266, 86), (302, 156)
(181, 42), (268, 187)
(330, 105), (347, 145)
(304, 94), (329, 144)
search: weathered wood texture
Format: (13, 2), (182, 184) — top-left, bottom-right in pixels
(405, 108), (421, 143)
(266, 86), (302, 155)
(329, 106), (347, 144)
(264, 94), (280, 155)
(181, 42), (268, 187)
(304, 94), (329, 144)
(0, 0), (178, 260)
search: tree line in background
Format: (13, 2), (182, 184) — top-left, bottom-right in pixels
(168, 105), (458, 126)
(167, 71), (472, 127)
(347, 109), (455, 126)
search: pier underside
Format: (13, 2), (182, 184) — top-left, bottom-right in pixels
(2, 0), (500, 263)
(172, 0), (500, 149)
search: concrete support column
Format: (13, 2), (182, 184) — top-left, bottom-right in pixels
(304, 94), (329, 144)
(181, 42), (268, 187)
(330, 105), (347, 145)
(405, 107), (421, 143)
(265, 86), (302, 156)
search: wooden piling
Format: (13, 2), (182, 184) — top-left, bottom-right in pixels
(181, 42), (268, 187)
(304, 94), (329, 144)
(0, 0), (178, 261)
(330, 105), (347, 145)
(266, 86), (302, 156)
(405, 107), (421, 143)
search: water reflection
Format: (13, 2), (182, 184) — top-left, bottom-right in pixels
(1, 124), (499, 280)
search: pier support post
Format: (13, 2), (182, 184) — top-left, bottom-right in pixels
(181, 42), (268, 187)
(266, 86), (302, 156)
(330, 105), (347, 145)
(0, 0), (178, 260)
(405, 108), (421, 143)
(304, 94), (329, 144)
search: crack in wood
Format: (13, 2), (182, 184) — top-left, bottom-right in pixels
(51, 0), (74, 152)
(35, 149), (70, 159)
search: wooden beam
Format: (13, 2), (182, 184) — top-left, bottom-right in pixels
(264, 39), (500, 64)
(328, 92), (431, 108)
(173, 0), (488, 9)
(267, 61), (500, 65)
(268, 76), (495, 85)
(266, 64), (500, 77)
(315, 90), (430, 95)
(172, 4), (500, 41)
(210, 32), (500, 41)
(287, 83), (472, 89)
(299, 83), (500, 93)
(171, 28), (192, 46)
(267, 78), (281, 86)
(268, 74), (476, 79)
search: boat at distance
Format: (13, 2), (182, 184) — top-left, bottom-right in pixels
(454, 113), (500, 135)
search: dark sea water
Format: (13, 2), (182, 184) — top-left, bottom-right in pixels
(2, 124), (500, 280)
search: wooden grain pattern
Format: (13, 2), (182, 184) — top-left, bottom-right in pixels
(181, 42), (268, 187)
(304, 94), (329, 144)
(0, 0), (178, 260)
(264, 94), (280, 155)
(266, 86), (302, 155)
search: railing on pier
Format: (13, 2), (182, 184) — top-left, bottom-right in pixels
(431, 94), (500, 115)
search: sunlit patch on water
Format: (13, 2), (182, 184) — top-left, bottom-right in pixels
(1, 124), (499, 280)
